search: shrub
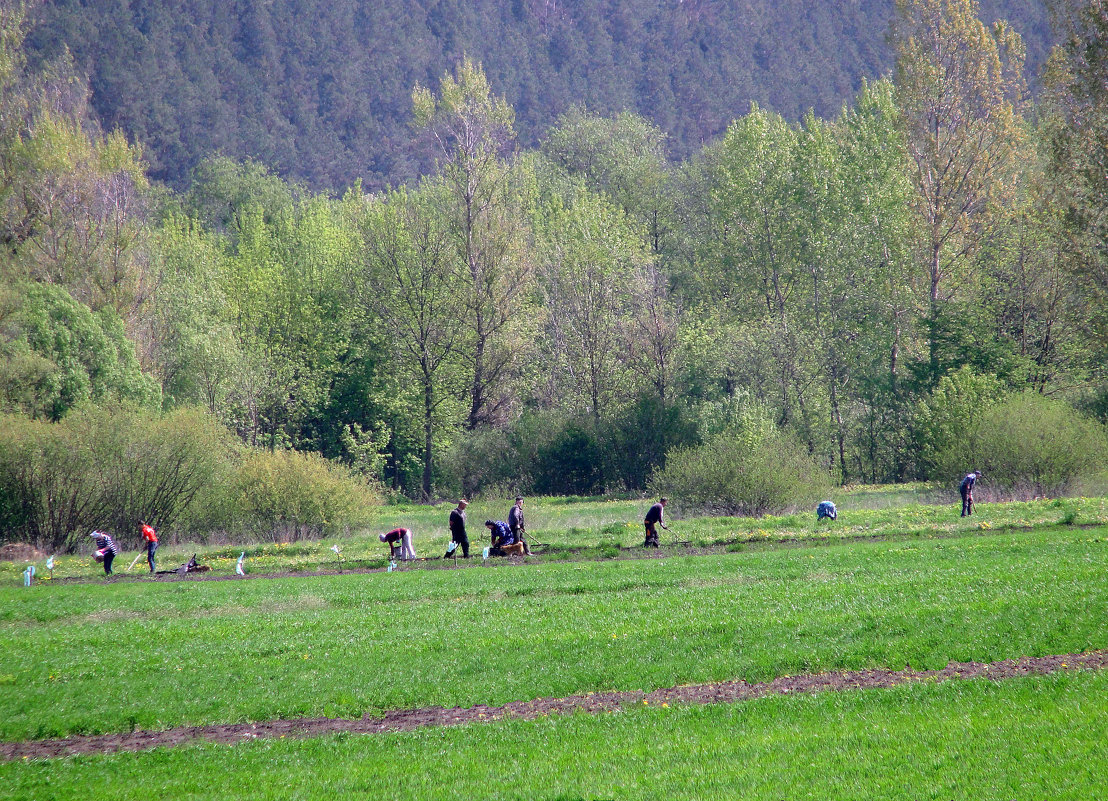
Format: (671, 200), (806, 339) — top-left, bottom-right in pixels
(213, 449), (378, 541)
(914, 366), (1004, 479)
(602, 395), (698, 491)
(651, 425), (830, 517)
(534, 421), (605, 496)
(438, 427), (519, 500)
(0, 404), (229, 552)
(936, 393), (1108, 496)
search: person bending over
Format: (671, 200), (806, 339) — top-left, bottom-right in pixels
(643, 498), (668, 547)
(380, 527), (416, 561)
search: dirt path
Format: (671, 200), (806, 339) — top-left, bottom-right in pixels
(4, 651), (1105, 761)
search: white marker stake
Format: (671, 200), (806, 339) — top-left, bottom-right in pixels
(235, 552), (246, 576)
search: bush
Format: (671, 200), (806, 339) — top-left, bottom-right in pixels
(602, 396), (698, 491)
(936, 393), (1108, 496)
(651, 425), (830, 517)
(533, 420), (605, 496)
(0, 404), (229, 552)
(438, 427), (519, 500)
(914, 366), (1004, 479)
(209, 449), (379, 541)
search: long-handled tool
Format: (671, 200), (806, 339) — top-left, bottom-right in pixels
(126, 552), (144, 572)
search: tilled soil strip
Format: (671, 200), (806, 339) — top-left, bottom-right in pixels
(4, 651), (1106, 761)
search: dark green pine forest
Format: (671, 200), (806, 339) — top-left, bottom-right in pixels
(26, 0), (1052, 191)
(4, 0), (1108, 551)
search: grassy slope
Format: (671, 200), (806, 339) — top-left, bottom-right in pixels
(1, 527), (1106, 740)
(3, 670), (1106, 800)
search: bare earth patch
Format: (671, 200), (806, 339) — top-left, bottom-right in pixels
(4, 651), (1105, 761)
(0, 544), (46, 562)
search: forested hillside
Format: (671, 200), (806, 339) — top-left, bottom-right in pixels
(4, 0), (1108, 550)
(25, 0), (1052, 191)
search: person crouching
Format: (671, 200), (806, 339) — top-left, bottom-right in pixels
(485, 520), (525, 556)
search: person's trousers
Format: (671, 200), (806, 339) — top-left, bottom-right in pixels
(147, 541), (158, 572)
(961, 490), (973, 516)
(103, 551), (115, 575)
(448, 533), (469, 558)
(644, 522), (659, 547)
(399, 530), (416, 560)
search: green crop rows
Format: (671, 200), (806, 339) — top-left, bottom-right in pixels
(3, 495), (1108, 798)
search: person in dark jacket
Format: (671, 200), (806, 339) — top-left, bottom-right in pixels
(643, 498), (668, 547)
(90, 530), (120, 575)
(445, 499), (470, 558)
(960, 470), (981, 517)
(507, 496), (530, 554)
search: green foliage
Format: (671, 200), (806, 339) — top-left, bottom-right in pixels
(0, 404), (227, 551)
(0, 281), (159, 420)
(533, 418), (605, 496)
(209, 449), (379, 541)
(21, 0), (1051, 194)
(914, 366), (1005, 478)
(937, 392), (1108, 493)
(653, 422), (830, 516)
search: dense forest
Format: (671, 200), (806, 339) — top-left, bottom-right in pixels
(24, 0), (1054, 191)
(3, 0), (1108, 549)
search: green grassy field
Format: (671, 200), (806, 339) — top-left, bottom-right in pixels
(3, 670), (1106, 800)
(3, 492), (1108, 799)
(1, 526), (1106, 742)
(4, 490), (1107, 583)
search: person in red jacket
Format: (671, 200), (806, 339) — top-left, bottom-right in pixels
(141, 522), (158, 573)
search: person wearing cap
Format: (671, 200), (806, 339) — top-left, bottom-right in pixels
(643, 497), (668, 547)
(445, 499), (470, 558)
(140, 522), (158, 572)
(90, 530), (120, 575)
(960, 470), (982, 517)
(508, 496), (530, 555)
(380, 527), (416, 561)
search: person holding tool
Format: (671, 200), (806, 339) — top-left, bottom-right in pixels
(508, 496), (530, 554)
(445, 498), (470, 558)
(140, 521), (158, 572)
(643, 497), (668, 547)
(960, 470), (982, 517)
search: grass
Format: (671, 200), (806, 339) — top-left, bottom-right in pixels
(4, 491), (1107, 583)
(3, 669), (1107, 799)
(1, 526), (1106, 741)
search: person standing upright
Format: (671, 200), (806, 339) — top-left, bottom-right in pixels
(508, 496), (530, 555)
(643, 497), (668, 547)
(140, 522), (158, 573)
(446, 498), (470, 558)
(960, 470), (982, 517)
